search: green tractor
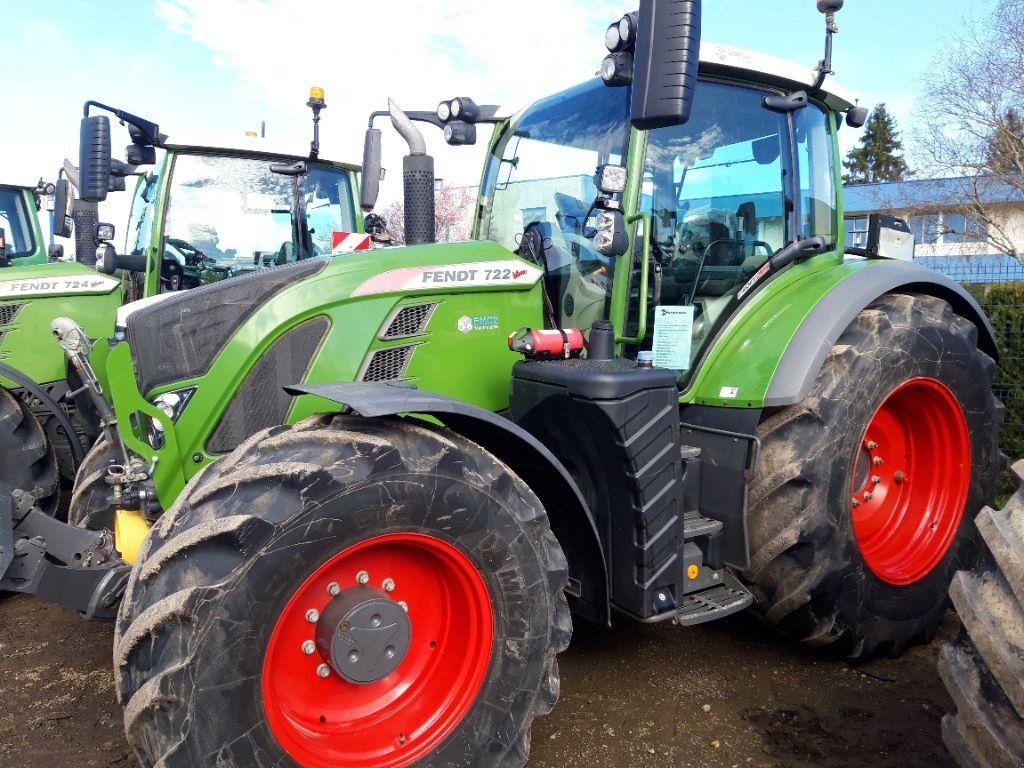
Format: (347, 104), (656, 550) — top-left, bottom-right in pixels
(5, 0), (1002, 765)
(0, 91), (362, 515)
(0, 179), (60, 268)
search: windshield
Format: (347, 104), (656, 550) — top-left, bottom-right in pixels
(159, 154), (355, 289)
(479, 79), (629, 249)
(0, 187), (36, 258)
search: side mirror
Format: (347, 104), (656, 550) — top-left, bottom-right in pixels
(631, 0), (702, 129)
(79, 116), (112, 202)
(360, 127), (382, 211)
(48, 244), (65, 262)
(52, 179), (73, 238)
(593, 208), (628, 257)
(96, 244), (146, 274)
(866, 214), (913, 261)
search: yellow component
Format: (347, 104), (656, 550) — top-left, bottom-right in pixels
(309, 85), (325, 101)
(114, 508), (151, 565)
(245, 130), (258, 137)
(686, 564), (700, 580)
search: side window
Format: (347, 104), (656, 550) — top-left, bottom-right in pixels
(127, 171), (161, 256)
(303, 166), (357, 255)
(0, 188), (35, 257)
(794, 107), (836, 243)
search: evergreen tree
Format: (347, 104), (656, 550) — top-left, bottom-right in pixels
(984, 107), (1024, 175)
(842, 104), (911, 184)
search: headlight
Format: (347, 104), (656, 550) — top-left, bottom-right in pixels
(147, 388), (195, 449)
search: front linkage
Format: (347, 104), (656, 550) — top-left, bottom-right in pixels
(0, 483), (129, 620)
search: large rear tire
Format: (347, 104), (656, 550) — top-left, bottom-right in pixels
(743, 293), (1000, 658)
(114, 414), (571, 768)
(939, 460), (1024, 768)
(0, 386), (59, 515)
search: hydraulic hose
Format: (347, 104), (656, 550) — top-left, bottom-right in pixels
(0, 360), (86, 467)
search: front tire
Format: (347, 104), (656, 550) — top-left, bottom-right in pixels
(114, 415), (570, 768)
(939, 460), (1024, 768)
(744, 293), (1000, 657)
(0, 386), (59, 515)
(68, 436), (118, 530)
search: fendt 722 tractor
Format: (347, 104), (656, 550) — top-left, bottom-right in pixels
(3, 1), (1002, 765)
(0, 90), (362, 516)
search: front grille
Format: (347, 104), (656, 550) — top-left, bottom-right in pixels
(0, 303), (24, 326)
(360, 345), (417, 382)
(380, 303), (437, 340)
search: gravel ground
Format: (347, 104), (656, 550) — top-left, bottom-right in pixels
(0, 593), (956, 768)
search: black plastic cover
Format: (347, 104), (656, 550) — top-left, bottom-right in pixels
(127, 258), (326, 395)
(510, 357), (683, 618)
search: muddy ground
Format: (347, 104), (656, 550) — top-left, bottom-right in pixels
(0, 593), (956, 768)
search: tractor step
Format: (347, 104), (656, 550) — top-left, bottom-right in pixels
(676, 571), (753, 626)
(683, 509), (723, 539)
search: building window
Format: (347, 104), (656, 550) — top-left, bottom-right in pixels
(845, 215), (869, 248)
(909, 212), (987, 245)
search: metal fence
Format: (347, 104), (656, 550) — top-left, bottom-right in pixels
(918, 255), (1024, 494)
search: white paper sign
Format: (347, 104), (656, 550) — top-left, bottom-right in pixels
(652, 305), (695, 370)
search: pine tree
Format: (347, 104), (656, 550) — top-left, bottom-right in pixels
(842, 104), (911, 184)
(984, 107), (1024, 175)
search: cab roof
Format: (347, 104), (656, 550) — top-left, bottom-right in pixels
(161, 134), (360, 171)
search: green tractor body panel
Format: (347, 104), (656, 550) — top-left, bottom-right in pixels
(0, 261), (121, 388)
(0, 184), (48, 266)
(107, 240), (545, 506)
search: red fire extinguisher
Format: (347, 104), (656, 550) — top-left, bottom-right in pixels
(508, 327), (585, 359)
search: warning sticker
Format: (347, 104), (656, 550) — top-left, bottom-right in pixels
(652, 305), (695, 370)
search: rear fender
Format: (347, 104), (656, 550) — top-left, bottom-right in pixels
(286, 381), (611, 626)
(764, 261), (997, 406)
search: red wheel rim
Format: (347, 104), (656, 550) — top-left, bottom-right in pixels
(262, 532), (494, 768)
(850, 377), (970, 585)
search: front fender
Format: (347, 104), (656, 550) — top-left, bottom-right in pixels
(286, 381), (611, 626)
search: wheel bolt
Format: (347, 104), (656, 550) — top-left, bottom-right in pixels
(316, 663), (331, 678)
(872, 476), (881, 485)
(327, 582), (340, 597)
(873, 456), (884, 466)
(863, 492), (873, 501)
(301, 640), (315, 655)
(383, 578), (396, 592)
(852, 498), (861, 507)
(398, 601), (408, 612)
(356, 570), (370, 585)
(305, 609), (320, 623)
(866, 440), (878, 450)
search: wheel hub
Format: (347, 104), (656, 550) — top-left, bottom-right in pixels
(315, 585), (411, 684)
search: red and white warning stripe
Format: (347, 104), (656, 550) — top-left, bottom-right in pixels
(332, 231), (372, 253)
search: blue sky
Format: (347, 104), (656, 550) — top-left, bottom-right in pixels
(1, 0), (997, 232)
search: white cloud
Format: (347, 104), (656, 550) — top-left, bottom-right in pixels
(155, 0), (626, 205)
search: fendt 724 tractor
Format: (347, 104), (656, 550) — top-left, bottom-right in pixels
(4, 1), (1002, 765)
(0, 90), (362, 516)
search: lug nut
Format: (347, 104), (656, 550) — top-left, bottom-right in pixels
(398, 601), (408, 611)
(863, 492), (873, 501)
(382, 578), (396, 592)
(301, 640), (315, 655)
(327, 582), (340, 596)
(305, 608), (320, 623)
(852, 498), (861, 507)
(356, 570), (370, 585)
(872, 476), (881, 485)
(873, 456), (884, 466)
(866, 440), (878, 450)
(316, 663), (331, 678)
